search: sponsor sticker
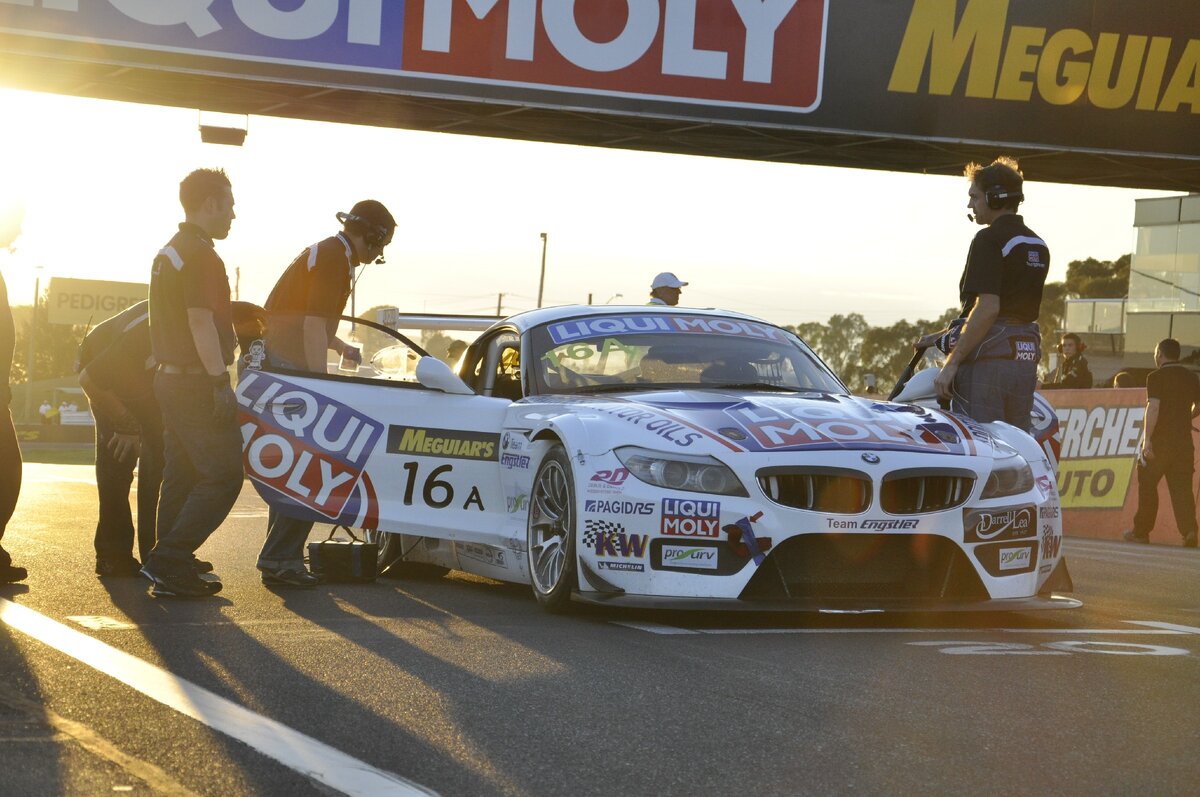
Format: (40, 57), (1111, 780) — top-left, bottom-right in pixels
(506, 493), (529, 513)
(500, 453), (531, 470)
(387, 426), (499, 461)
(661, 498), (721, 537)
(1041, 524), (1062, 560)
(661, 545), (719, 570)
(547, 315), (791, 345)
(998, 547), (1033, 571)
(583, 520), (649, 559)
(584, 499), (654, 515)
(236, 372), (383, 520)
(457, 542), (509, 570)
(828, 518), (920, 531)
(588, 468), (632, 493)
(598, 561), (645, 573)
(963, 506), (1037, 543)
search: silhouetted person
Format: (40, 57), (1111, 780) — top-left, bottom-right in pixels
(141, 168), (243, 598)
(1124, 339), (1199, 547)
(0, 270), (24, 583)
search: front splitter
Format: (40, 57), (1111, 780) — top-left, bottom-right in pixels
(570, 592), (1082, 613)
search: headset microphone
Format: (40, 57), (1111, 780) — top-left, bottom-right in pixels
(967, 212), (975, 222)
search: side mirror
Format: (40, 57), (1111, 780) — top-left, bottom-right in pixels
(416, 356), (474, 395)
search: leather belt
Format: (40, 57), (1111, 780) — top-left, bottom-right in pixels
(157, 364), (207, 375)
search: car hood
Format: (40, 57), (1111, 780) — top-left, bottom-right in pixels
(524, 389), (1000, 458)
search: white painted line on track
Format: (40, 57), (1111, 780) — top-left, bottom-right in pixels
(1124, 620), (1200, 635)
(612, 620), (1198, 637)
(0, 598), (439, 797)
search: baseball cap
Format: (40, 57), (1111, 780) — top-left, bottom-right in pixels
(651, 272), (688, 289)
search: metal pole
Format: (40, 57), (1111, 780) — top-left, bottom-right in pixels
(537, 232), (548, 309)
(496, 293), (504, 316)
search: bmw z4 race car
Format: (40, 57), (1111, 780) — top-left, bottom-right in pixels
(235, 305), (1075, 612)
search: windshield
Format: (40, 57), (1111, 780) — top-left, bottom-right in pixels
(529, 313), (845, 395)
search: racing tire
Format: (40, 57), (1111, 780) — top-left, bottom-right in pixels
(527, 444), (578, 612)
(365, 530), (449, 580)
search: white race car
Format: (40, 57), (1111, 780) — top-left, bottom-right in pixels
(236, 305), (1075, 612)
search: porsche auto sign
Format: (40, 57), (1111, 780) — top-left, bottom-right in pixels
(0, 1), (1196, 162)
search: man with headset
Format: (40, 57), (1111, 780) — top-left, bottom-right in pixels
(1041, 332), (1093, 390)
(921, 157), (1050, 432)
(258, 200), (396, 587)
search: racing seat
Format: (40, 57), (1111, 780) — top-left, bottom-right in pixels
(699, 360), (757, 384)
(639, 345), (700, 383)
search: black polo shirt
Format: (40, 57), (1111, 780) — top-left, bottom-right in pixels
(959, 215), (1050, 323)
(1147, 363), (1200, 460)
(149, 223), (236, 368)
(78, 300), (155, 407)
(263, 233), (357, 369)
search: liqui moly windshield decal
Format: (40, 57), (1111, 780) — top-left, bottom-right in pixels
(236, 372), (384, 521)
(546, 315), (790, 345)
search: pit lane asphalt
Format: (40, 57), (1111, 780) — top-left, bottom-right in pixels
(1, 464), (1197, 796)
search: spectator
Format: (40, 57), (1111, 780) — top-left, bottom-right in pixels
(1, 270), (24, 583)
(648, 272), (687, 306)
(141, 168), (243, 599)
(38, 400), (51, 425)
(1113, 371), (1136, 388)
(1124, 338), (1200, 547)
(1041, 333), (1093, 389)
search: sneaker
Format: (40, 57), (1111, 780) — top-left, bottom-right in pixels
(1123, 530), (1150, 544)
(1184, 533), (1198, 548)
(140, 562), (222, 598)
(0, 563), (27, 584)
(96, 558), (142, 578)
(191, 558), (214, 573)
(261, 568), (321, 588)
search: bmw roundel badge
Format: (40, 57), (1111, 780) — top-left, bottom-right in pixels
(861, 453), (881, 464)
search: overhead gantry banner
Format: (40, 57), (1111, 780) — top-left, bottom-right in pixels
(1, 1), (1197, 185)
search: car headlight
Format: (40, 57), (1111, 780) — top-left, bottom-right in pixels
(614, 446), (748, 497)
(980, 448), (1034, 499)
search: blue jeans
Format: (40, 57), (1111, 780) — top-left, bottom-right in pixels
(951, 323), (1040, 433)
(148, 372), (243, 569)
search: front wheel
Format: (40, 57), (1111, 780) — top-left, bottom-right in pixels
(527, 445), (577, 611)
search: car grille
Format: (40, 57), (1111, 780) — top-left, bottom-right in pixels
(880, 469), (975, 514)
(740, 534), (988, 601)
(757, 467), (871, 514)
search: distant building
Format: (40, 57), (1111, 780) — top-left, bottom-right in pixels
(1062, 194), (1199, 384)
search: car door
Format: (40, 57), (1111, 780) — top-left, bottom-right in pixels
(236, 319), (510, 548)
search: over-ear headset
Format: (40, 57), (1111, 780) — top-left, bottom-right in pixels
(985, 184), (1024, 210)
(337, 211), (393, 264)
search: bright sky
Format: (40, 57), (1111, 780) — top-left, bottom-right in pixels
(0, 86), (1172, 328)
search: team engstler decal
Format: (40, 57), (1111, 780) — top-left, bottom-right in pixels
(237, 372), (383, 523)
(547, 315), (791, 345)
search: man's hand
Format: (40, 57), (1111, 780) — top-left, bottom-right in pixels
(1140, 440), (1155, 464)
(934, 361), (959, 400)
(341, 344), (362, 365)
(107, 431), (141, 464)
(211, 375), (237, 424)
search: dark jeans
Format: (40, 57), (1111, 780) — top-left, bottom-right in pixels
(149, 371), (244, 569)
(259, 506), (314, 571)
(0, 405), (21, 568)
(1132, 453), (1198, 540)
(94, 403), (164, 563)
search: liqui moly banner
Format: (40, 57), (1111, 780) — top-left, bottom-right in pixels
(0, 1), (828, 115)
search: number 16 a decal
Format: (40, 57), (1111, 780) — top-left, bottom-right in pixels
(401, 462), (486, 511)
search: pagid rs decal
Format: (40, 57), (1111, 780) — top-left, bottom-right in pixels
(387, 425), (499, 461)
(1055, 405), (1144, 509)
(236, 372), (383, 519)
